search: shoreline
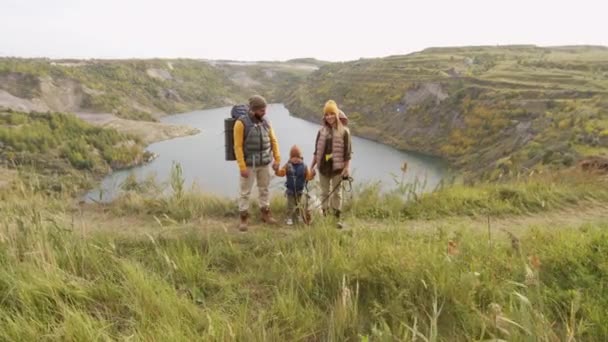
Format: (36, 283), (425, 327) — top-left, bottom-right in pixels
(75, 112), (201, 145)
(284, 107), (450, 165)
(84, 104), (451, 202)
(74, 111), (201, 202)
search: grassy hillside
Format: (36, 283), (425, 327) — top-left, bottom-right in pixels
(1, 109), (607, 340)
(285, 45), (608, 179)
(207, 60), (321, 103)
(0, 110), (148, 193)
(1, 165), (607, 340)
(0, 58), (251, 120)
(2, 46), (608, 341)
(0, 58), (320, 121)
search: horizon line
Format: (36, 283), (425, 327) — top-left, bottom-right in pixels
(1, 44), (607, 64)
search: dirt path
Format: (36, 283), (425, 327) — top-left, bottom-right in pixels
(364, 201), (608, 233)
(70, 201), (608, 238)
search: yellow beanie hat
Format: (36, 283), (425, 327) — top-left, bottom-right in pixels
(323, 100), (339, 115)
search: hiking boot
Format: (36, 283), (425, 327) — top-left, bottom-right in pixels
(303, 210), (312, 225)
(260, 207), (278, 224)
(238, 211), (249, 232)
(335, 209), (344, 229)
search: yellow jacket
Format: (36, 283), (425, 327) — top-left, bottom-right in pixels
(233, 120), (280, 171)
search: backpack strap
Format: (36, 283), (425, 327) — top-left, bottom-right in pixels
(238, 114), (253, 141)
(286, 161), (294, 176)
(260, 117), (271, 131)
(239, 114), (271, 140)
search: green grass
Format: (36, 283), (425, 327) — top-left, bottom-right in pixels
(573, 144), (608, 157)
(1, 199), (608, 340)
(0, 110), (147, 195)
(97, 163), (608, 224)
(1, 163), (608, 340)
(342, 170), (608, 220)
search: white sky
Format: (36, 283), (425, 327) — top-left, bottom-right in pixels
(1, 0), (607, 61)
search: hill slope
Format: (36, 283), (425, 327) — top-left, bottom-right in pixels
(2, 47), (608, 341)
(0, 58), (253, 120)
(2, 47), (608, 178)
(285, 45), (608, 178)
(2, 165), (608, 340)
(0, 58), (319, 121)
(0, 110), (149, 193)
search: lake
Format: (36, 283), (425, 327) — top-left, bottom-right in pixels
(87, 104), (447, 201)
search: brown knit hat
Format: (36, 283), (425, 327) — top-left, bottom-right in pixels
(248, 95), (267, 111)
(289, 145), (303, 159)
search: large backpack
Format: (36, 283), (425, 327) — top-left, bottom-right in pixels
(230, 104), (249, 119)
(224, 105), (270, 161)
(224, 105), (248, 161)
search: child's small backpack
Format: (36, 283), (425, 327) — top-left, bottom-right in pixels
(285, 162), (307, 195)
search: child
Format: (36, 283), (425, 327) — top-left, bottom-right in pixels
(275, 145), (314, 225)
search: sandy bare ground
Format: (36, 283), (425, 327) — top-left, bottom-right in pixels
(0, 86), (197, 145)
(74, 112), (199, 144)
(74, 112), (116, 124)
(0, 90), (49, 112)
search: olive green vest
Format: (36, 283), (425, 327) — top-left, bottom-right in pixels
(239, 114), (272, 167)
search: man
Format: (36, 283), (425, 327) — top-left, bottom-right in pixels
(233, 95), (280, 231)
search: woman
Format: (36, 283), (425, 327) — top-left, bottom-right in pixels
(310, 100), (352, 228)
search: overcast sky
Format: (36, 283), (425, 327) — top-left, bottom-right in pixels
(1, 0), (606, 61)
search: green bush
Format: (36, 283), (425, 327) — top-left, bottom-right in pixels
(1, 110), (145, 191)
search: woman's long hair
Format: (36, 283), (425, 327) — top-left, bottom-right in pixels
(324, 110), (345, 136)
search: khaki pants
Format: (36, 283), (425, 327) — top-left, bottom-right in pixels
(319, 173), (343, 211)
(239, 165), (271, 212)
(287, 193), (304, 221)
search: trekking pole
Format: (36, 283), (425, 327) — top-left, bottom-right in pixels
(297, 180), (309, 224)
(314, 176), (354, 210)
(302, 181), (312, 224)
